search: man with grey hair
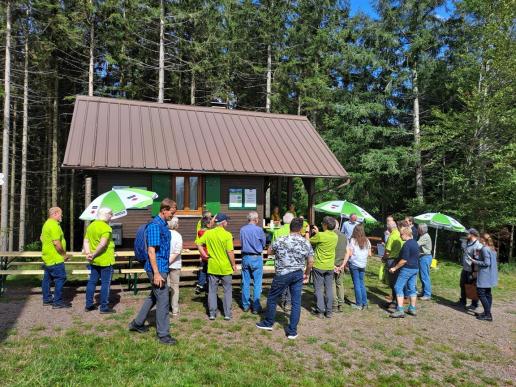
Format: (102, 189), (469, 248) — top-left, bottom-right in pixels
(272, 211), (294, 310)
(342, 213), (359, 241)
(417, 223), (433, 300)
(83, 207), (116, 313)
(240, 211), (266, 313)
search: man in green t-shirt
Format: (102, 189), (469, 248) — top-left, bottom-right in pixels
(197, 213), (236, 320)
(306, 216), (338, 318)
(382, 220), (404, 306)
(40, 207), (70, 308)
(83, 207), (116, 314)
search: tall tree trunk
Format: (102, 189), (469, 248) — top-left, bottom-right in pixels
(413, 67), (424, 202)
(88, 0), (94, 97)
(51, 74), (58, 207)
(19, 23), (29, 251)
(266, 44), (272, 113)
(0, 0), (12, 252)
(297, 92), (302, 116)
(190, 69), (195, 105)
(157, 0), (165, 103)
(510, 224), (515, 264)
(8, 102), (17, 251)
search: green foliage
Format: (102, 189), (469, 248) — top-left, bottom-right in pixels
(23, 240), (41, 251)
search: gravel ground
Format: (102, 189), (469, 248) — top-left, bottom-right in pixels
(1, 281), (515, 385)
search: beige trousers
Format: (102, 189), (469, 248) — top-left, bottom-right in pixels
(168, 269), (181, 314)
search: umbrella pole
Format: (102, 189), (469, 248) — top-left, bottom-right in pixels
(433, 228), (438, 258)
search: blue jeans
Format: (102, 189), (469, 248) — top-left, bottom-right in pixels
(349, 264), (367, 307)
(418, 255), (432, 297)
(86, 265), (113, 311)
(394, 267), (419, 297)
(198, 261), (208, 288)
(263, 270), (304, 336)
(241, 255), (263, 311)
(42, 263), (67, 305)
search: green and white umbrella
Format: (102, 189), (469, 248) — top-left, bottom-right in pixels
(315, 200), (377, 224)
(79, 188), (158, 221)
(414, 212), (466, 258)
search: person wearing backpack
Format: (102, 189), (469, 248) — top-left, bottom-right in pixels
(129, 198), (177, 345)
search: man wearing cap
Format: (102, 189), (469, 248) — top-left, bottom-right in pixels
(197, 213), (237, 320)
(458, 228), (482, 310)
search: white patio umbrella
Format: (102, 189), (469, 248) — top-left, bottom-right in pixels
(79, 188), (158, 220)
(414, 212), (467, 257)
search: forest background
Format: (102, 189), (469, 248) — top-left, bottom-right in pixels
(0, 0), (514, 261)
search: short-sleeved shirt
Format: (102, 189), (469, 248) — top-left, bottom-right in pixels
(334, 230), (348, 266)
(198, 226), (234, 275)
(348, 238), (371, 269)
(399, 239), (420, 269)
(240, 224), (266, 255)
(385, 229), (403, 259)
(41, 219), (66, 266)
(169, 229), (183, 270)
(144, 216), (172, 274)
(85, 220), (115, 266)
(310, 230), (338, 271)
(417, 233), (432, 255)
(342, 221), (359, 240)
(271, 233), (314, 276)
(272, 224), (290, 242)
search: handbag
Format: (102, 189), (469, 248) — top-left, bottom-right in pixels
(464, 283), (479, 301)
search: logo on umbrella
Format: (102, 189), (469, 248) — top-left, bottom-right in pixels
(127, 194), (138, 202)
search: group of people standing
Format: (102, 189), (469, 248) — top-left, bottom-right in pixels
(38, 200), (499, 346)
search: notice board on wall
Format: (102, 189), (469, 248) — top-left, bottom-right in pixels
(229, 188), (256, 209)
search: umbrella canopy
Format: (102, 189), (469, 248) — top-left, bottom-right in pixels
(414, 212), (466, 232)
(79, 188), (158, 220)
(315, 200), (377, 223)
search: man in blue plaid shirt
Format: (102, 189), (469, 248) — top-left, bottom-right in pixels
(130, 198), (177, 345)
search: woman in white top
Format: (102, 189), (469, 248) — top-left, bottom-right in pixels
(340, 224), (372, 310)
(168, 217), (183, 316)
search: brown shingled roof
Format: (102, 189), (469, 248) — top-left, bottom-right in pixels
(62, 96), (348, 178)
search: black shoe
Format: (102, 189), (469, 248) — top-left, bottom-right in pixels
(310, 307), (324, 319)
(158, 336), (177, 345)
(325, 313), (332, 319)
(52, 303), (72, 309)
(242, 307), (250, 313)
(100, 308), (116, 314)
(84, 305), (98, 312)
(128, 320), (149, 333)
(43, 301), (54, 306)
(476, 314), (493, 322)
(251, 309), (261, 315)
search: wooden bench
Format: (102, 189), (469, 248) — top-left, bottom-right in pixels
(0, 249), (271, 296)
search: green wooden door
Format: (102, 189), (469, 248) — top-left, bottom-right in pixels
(204, 175), (220, 214)
(151, 174), (171, 215)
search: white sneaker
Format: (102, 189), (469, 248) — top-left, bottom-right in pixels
(287, 334), (298, 340)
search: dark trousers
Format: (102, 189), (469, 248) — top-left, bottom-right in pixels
(42, 263), (67, 305)
(459, 269), (478, 307)
(85, 265), (113, 311)
(477, 287), (492, 316)
(312, 268), (334, 315)
(263, 270), (304, 336)
(134, 272), (170, 338)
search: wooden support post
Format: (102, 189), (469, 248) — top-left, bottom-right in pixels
(302, 178), (315, 224)
(84, 176), (92, 233)
(286, 177), (293, 209)
(274, 177), (282, 210)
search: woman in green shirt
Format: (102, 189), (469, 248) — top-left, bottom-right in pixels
(83, 207), (116, 314)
